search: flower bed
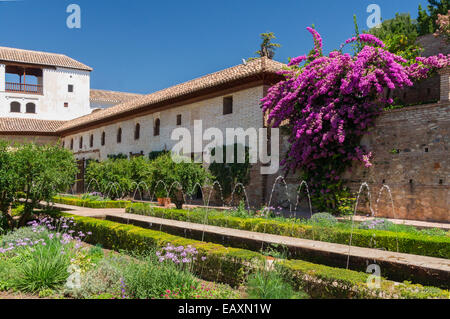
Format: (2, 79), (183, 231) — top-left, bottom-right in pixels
(125, 204), (450, 259)
(53, 196), (130, 209)
(57, 212), (450, 299)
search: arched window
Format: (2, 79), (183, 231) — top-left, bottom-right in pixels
(70, 139), (74, 150)
(10, 102), (20, 113)
(154, 119), (160, 137)
(90, 134), (94, 148)
(79, 136), (83, 149)
(101, 132), (106, 146)
(26, 103), (36, 114)
(117, 128), (122, 144)
(134, 123), (140, 140)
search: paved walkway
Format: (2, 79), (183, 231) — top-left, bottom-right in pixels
(50, 202), (450, 278)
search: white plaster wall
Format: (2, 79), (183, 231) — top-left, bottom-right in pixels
(64, 86), (265, 162)
(0, 66), (91, 120)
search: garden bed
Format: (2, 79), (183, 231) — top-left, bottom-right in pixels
(58, 212), (450, 299)
(125, 204), (450, 260)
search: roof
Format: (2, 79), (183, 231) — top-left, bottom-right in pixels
(90, 89), (143, 104)
(0, 46), (92, 71)
(58, 57), (285, 133)
(0, 118), (67, 135)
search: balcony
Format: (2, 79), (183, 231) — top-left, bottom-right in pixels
(5, 82), (43, 95)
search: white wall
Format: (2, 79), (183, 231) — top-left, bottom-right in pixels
(0, 66), (91, 121)
(63, 86), (265, 161)
(0, 64), (5, 92)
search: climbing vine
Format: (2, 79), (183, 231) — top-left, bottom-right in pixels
(261, 27), (449, 213)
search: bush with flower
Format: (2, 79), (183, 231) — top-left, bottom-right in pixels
(261, 27), (449, 213)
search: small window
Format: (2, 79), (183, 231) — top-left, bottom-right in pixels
(134, 123), (140, 140)
(70, 139), (74, 150)
(68, 85), (74, 93)
(154, 119), (160, 136)
(10, 102), (20, 113)
(62, 141), (65, 148)
(64, 102), (69, 108)
(117, 128), (122, 144)
(79, 137), (83, 149)
(90, 134), (94, 148)
(176, 114), (182, 126)
(26, 103), (36, 114)
(101, 132), (106, 146)
(223, 96), (233, 115)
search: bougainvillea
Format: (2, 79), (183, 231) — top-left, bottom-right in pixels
(261, 28), (449, 212)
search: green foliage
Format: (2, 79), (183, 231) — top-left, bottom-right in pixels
(417, 0), (450, 36)
(148, 153), (212, 208)
(59, 212), (265, 287)
(255, 32), (281, 59)
(148, 150), (169, 161)
(0, 142), (19, 226)
(126, 204), (450, 259)
(209, 144), (251, 200)
(310, 213), (338, 227)
(368, 13), (423, 63)
(53, 196), (130, 209)
(246, 268), (307, 299)
(6, 238), (74, 293)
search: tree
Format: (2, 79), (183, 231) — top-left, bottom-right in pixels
(148, 153), (212, 209)
(255, 32), (281, 59)
(0, 142), (19, 228)
(368, 13), (423, 64)
(434, 10), (450, 42)
(417, 0), (450, 35)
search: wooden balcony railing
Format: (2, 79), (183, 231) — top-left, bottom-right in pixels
(5, 82), (43, 94)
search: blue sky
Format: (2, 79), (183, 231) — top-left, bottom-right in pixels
(0, 0), (429, 94)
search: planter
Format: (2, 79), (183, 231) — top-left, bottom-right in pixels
(157, 197), (171, 207)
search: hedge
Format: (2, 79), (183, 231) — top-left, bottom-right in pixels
(126, 204), (450, 259)
(53, 196), (130, 209)
(59, 212), (449, 299)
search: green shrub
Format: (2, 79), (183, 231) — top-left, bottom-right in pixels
(9, 239), (73, 293)
(310, 213), (338, 226)
(246, 269), (308, 299)
(53, 196), (130, 209)
(126, 204), (450, 259)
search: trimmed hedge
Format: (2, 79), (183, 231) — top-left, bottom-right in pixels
(60, 212), (449, 299)
(126, 204), (450, 259)
(53, 196), (130, 209)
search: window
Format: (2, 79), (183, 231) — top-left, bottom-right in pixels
(79, 136), (83, 149)
(117, 128), (122, 143)
(101, 132), (106, 146)
(68, 85), (74, 93)
(62, 141), (65, 148)
(223, 96), (233, 115)
(90, 134), (94, 148)
(64, 102), (69, 108)
(134, 123), (140, 140)
(26, 103), (36, 114)
(10, 102), (20, 113)
(70, 139), (74, 150)
(154, 119), (160, 136)
(176, 114), (182, 126)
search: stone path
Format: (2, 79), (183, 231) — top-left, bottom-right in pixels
(50, 202), (450, 280)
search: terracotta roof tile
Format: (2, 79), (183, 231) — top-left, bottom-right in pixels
(0, 46), (92, 71)
(0, 118), (67, 134)
(59, 57), (285, 133)
(90, 89), (143, 104)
